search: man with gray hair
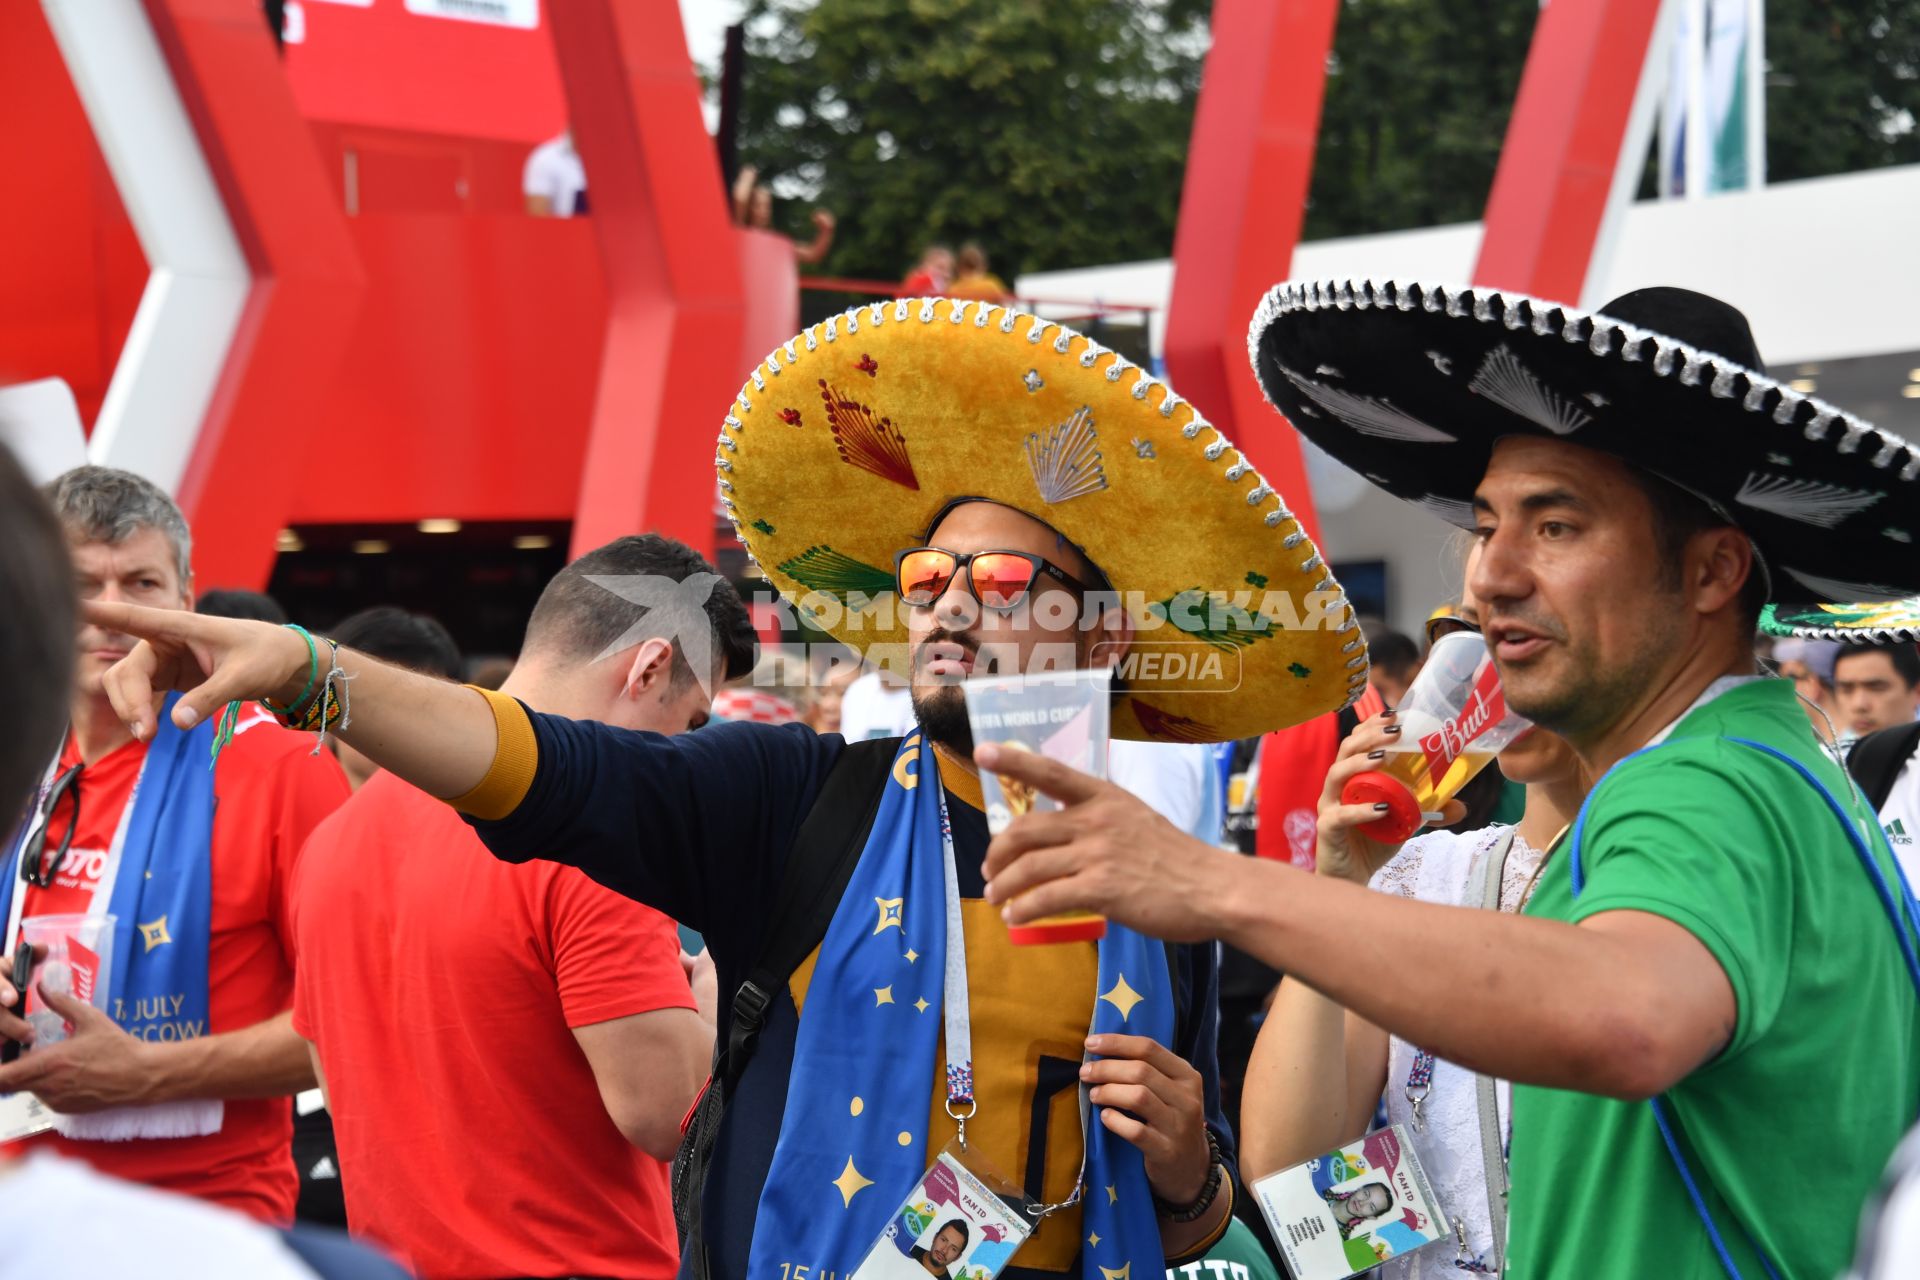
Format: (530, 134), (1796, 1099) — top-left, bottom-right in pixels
(0, 465), (349, 1222)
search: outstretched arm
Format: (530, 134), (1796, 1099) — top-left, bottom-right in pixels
(88, 602), (500, 802)
(977, 744), (1735, 1101)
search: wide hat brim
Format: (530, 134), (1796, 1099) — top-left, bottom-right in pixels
(718, 296), (1369, 743)
(1248, 280), (1920, 605)
(1761, 599), (1920, 643)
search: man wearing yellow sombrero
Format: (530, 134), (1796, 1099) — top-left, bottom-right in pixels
(80, 297), (1368, 1279)
(979, 283), (1920, 1280)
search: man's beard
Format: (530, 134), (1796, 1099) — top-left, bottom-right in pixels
(911, 684), (973, 755)
(1503, 612), (1678, 745)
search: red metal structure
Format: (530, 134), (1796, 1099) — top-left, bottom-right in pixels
(146, 0), (366, 590)
(1163, 0), (1340, 547)
(1473, 0), (1668, 302)
(549, 0), (746, 559)
(3, 0), (1669, 592)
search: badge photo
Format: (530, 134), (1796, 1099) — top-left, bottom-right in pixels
(851, 1148), (1034, 1280)
(1251, 1125), (1450, 1280)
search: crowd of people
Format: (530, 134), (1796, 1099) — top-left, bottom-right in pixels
(3, 276), (1919, 1280)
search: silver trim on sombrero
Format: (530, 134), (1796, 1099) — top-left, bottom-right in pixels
(1249, 280), (1920, 486)
(1764, 607), (1920, 644)
(722, 297), (1373, 707)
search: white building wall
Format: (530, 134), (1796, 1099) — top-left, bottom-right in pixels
(1017, 165), (1920, 635)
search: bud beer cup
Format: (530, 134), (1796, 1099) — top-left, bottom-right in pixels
(962, 667), (1112, 944)
(18, 914), (116, 1047)
(1340, 632), (1533, 842)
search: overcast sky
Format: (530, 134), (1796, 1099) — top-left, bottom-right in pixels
(676, 0), (744, 75)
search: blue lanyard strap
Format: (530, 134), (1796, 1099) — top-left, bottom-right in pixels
(1569, 735), (1920, 1280)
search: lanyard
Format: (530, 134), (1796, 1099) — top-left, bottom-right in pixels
(932, 776), (1089, 1221)
(5, 751), (144, 955)
(938, 793), (976, 1131)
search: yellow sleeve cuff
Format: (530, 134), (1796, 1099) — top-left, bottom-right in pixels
(448, 687), (539, 821)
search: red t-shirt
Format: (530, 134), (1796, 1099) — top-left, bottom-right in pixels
(7, 707), (350, 1221)
(291, 772), (693, 1280)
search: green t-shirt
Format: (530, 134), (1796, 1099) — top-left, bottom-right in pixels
(1508, 679), (1920, 1278)
(1163, 1218), (1284, 1280)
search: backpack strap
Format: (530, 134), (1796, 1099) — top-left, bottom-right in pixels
(1848, 722), (1920, 813)
(719, 735), (901, 1090)
(674, 735), (900, 1274)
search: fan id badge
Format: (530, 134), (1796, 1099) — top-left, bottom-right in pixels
(850, 1140), (1036, 1280)
(1250, 1125), (1451, 1280)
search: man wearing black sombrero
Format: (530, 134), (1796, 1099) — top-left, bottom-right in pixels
(977, 283), (1920, 1279)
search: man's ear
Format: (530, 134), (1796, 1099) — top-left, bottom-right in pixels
(1690, 527), (1753, 617)
(1087, 599), (1135, 669)
(621, 637), (676, 700)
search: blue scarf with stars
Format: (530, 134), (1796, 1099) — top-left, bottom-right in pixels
(0, 694), (216, 1140)
(748, 735), (1173, 1277)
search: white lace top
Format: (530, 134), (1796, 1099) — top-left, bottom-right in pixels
(1366, 825), (1547, 1278)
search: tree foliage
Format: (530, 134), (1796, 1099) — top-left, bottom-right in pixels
(1765, 0), (1920, 182)
(733, 0), (1919, 276)
(1303, 0), (1539, 239)
(734, 0), (1208, 282)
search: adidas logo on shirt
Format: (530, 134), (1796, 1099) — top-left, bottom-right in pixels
(1886, 818), (1913, 847)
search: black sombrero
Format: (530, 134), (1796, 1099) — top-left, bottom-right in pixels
(1248, 281), (1920, 604)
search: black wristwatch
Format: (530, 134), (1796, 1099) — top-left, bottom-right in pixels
(1153, 1128), (1226, 1222)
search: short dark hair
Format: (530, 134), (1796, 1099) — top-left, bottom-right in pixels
(1, 448), (77, 819)
(1360, 619), (1420, 682)
(332, 606), (463, 680)
(1835, 641), (1920, 688)
(522, 534), (755, 686)
(1636, 468), (1767, 632)
(936, 1219), (970, 1246)
(197, 588), (288, 625)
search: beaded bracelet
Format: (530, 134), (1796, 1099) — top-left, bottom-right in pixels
(260, 625), (321, 718)
(273, 638), (352, 748)
(1152, 1128), (1226, 1223)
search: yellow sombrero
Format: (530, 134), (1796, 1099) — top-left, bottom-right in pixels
(716, 297), (1368, 743)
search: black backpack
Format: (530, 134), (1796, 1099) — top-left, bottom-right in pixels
(1847, 721), (1920, 811)
(670, 736), (900, 1279)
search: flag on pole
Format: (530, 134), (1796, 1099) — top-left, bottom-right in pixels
(1658, 0), (1765, 197)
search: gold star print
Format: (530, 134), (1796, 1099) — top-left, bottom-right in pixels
(1088, 1231), (1101, 1248)
(873, 898), (904, 935)
(138, 916), (173, 953)
(1099, 1266), (1130, 1280)
(875, 986), (895, 1006)
(1099, 974), (1144, 1022)
(904, 948), (919, 963)
(1105, 1184), (1118, 1204)
(913, 997), (929, 1014)
(832, 1156), (875, 1207)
